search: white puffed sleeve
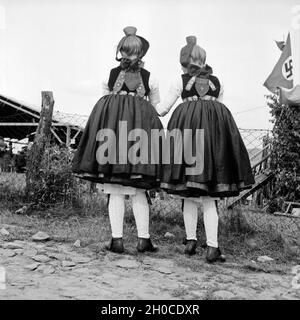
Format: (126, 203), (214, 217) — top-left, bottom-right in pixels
(217, 83), (224, 103)
(102, 77), (110, 96)
(148, 75), (160, 108)
(156, 77), (183, 117)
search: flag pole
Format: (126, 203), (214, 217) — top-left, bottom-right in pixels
(278, 4), (300, 106)
(0, 5), (7, 92)
(291, 5), (300, 85)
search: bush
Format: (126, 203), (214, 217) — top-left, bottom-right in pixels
(267, 94), (300, 212)
(27, 144), (79, 208)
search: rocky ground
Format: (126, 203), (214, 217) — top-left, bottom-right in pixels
(0, 230), (299, 300)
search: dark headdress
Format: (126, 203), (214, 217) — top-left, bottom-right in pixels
(180, 36), (206, 68)
(116, 26), (149, 61)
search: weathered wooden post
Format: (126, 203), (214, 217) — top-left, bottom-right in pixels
(26, 91), (55, 200)
(66, 125), (71, 148)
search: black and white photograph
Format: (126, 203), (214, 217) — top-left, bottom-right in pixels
(0, 0), (299, 309)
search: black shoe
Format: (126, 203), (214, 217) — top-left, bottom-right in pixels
(206, 246), (226, 263)
(137, 238), (158, 253)
(183, 238), (207, 249)
(107, 238), (124, 253)
(184, 239), (197, 256)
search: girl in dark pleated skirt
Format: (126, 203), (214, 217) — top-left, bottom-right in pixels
(72, 26), (163, 253)
(157, 36), (255, 263)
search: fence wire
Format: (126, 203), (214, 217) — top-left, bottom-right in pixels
(1, 127), (299, 240)
(0, 128), (269, 194)
(0, 127), (271, 195)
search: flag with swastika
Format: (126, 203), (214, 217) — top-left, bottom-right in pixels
(264, 33), (293, 94)
(279, 84), (300, 106)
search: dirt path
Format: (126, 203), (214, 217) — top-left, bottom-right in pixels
(0, 238), (299, 300)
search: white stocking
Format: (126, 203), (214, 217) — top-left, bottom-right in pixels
(183, 199), (198, 240)
(202, 197), (219, 248)
(131, 191), (150, 238)
(108, 194), (125, 238)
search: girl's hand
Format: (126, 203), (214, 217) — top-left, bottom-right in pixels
(186, 95), (198, 101)
(159, 111), (167, 117)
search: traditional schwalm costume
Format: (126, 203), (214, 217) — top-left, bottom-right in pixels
(72, 26), (163, 253)
(157, 36), (254, 262)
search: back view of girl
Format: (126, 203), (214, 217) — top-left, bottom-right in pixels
(157, 36), (254, 263)
(73, 26), (163, 254)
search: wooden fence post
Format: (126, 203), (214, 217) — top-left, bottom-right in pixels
(66, 125), (71, 148)
(26, 91), (55, 200)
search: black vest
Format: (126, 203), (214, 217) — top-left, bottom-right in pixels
(181, 73), (221, 99)
(108, 66), (151, 96)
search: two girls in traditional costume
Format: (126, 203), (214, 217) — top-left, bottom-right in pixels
(73, 27), (254, 263)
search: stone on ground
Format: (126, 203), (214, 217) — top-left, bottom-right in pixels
(2, 242), (24, 250)
(24, 263), (40, 271)
(32, 255), (51, 263)
(164, 232), (176, 239)
(0, 228), (10, 236)
(213, 290), (236, 300)
(14, 206), (28, 215)
(72, 256), (92, 264)
(32, 231), (50, 242)
(62, 260), (76, 268)
(73, 240), (81, 248)
(46, 253), (65, 260)
(257, 255), (274, 263)
(44, 246), (59, 252)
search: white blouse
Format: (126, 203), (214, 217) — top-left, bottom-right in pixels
(101, 74), (160, 108)
(156, 76), (224, 117)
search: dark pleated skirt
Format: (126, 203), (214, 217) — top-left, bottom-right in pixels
(161, 99), (255, 198)
(72, 94), (163, 189)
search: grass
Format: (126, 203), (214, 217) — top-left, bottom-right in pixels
(0, 172), (26, 191)
(0, 175), (27, 211)
(0, 199), (297, 267)
(1, 147), (296, 268)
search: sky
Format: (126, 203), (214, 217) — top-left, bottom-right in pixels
(0, 0), (298, 129)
